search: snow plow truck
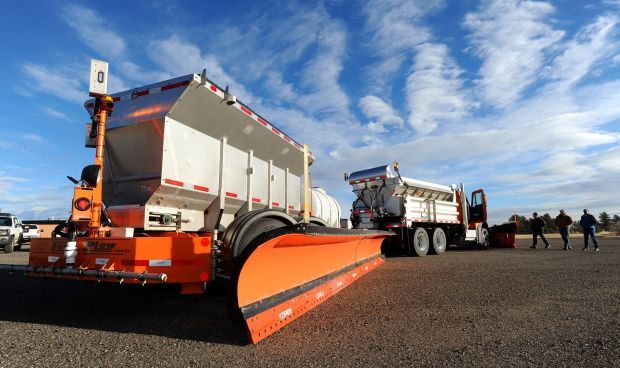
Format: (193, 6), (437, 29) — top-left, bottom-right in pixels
(0, 60), (390, 343)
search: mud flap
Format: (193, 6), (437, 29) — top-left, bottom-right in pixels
(227, 224), (389, 343)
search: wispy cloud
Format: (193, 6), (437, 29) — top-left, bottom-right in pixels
(358, 95), (403, 133)
(22, 64), (84, 103)
(147, 35), (258, 104)
(405, 43), (471, 134)
(464, 0), (564, 108)
(546, 14), (619, 90)
(42, 107), (70, 121)
(297, 20), (349, 117)
(60, 4), (127, 60)
(21, 134), (44, 142)
(362, 0), (445, 92)
(57, 4), (144, 90)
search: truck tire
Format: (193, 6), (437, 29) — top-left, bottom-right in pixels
(4, 236), (14, 253)
(411, 227), (429, 257)
(222, 209), (297, 259)
(429, 228), (447, 255)
(478, 227), (490, 250)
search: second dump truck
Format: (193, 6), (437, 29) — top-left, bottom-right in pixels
(347, 164), (491, 256)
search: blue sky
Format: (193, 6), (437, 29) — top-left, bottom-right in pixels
(1, 0), (619, 224)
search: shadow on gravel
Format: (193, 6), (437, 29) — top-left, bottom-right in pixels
(0, 275), (247, 346)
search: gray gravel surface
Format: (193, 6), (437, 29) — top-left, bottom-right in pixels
(0, 238), (618, 367)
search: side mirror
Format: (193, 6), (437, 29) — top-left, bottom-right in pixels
(81, 164), (101, 187)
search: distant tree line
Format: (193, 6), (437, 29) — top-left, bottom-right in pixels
(509, 212), (620, 234)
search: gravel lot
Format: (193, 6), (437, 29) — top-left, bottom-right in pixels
(1, 237), (618, 367)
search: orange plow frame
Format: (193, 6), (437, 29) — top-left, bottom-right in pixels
(27, 234), (213, 294)
(229, 225), (389, 343)
(5, 226), (390, 344)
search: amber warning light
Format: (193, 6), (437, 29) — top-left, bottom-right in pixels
(74, 197), (92, 211)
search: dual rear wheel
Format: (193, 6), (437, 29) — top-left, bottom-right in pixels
(410, 227), (447, 257)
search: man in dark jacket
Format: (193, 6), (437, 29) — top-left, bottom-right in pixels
(580, 209), (600, 251)
(530, 212), (550, 249)
(554, 209), (573, 250)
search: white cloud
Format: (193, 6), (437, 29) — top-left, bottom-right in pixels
(464, 0), (564, 107)
(363, 0), (443, 56)
(358, 95), (403, 132)
(22, 64), (84, 103)
(405, 43), (471, 134)
(203, 5), (325, 83)
(60, 4), (127, 60)
(42, 107), (69, 121)
(297, 21), (349, 117)
(604, 0), (620, 8)
(264, 72), (298, 104)
(546, 14), (619, 90)
(21, 134), (44, 142)
(58, 4), (146, 89)
(362, 0), (445, 92)
(148, 35), (259, 104)
(117, 61), (172, 85)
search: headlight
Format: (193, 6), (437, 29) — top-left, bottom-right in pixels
(0, 229), (8, 236)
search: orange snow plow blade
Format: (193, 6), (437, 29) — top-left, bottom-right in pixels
(489, 222), (518, 248)
(226, 224), (390, 344)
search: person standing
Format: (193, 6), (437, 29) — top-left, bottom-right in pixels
(554, 209), (573, 250)
(530, 212), (550, 249)
(580, 209), (600, 251)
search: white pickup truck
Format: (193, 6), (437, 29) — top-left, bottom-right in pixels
(0, 213), (24, 253)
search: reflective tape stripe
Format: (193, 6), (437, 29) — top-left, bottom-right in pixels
(149, 259), (172, 267)
(240, 105), (253, 116)
(164, 178), (183, 186)
(194, 185), (209, 192)
(160, 80), (190, 91)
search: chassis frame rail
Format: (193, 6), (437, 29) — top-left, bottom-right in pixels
(0, 264), (167, 282)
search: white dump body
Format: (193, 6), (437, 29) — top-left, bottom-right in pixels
(349, 165), (461, 229)
(86, 74), (314, 231)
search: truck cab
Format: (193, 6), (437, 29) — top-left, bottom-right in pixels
(0, 213), (24, 253)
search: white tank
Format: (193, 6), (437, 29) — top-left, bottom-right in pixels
(309, 187), (341, 228)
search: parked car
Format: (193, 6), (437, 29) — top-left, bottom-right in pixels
(22, 223), (40, 242)
(0, 213), (24, 253)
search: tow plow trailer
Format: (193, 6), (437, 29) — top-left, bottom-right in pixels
(0, 60), (390, 344)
